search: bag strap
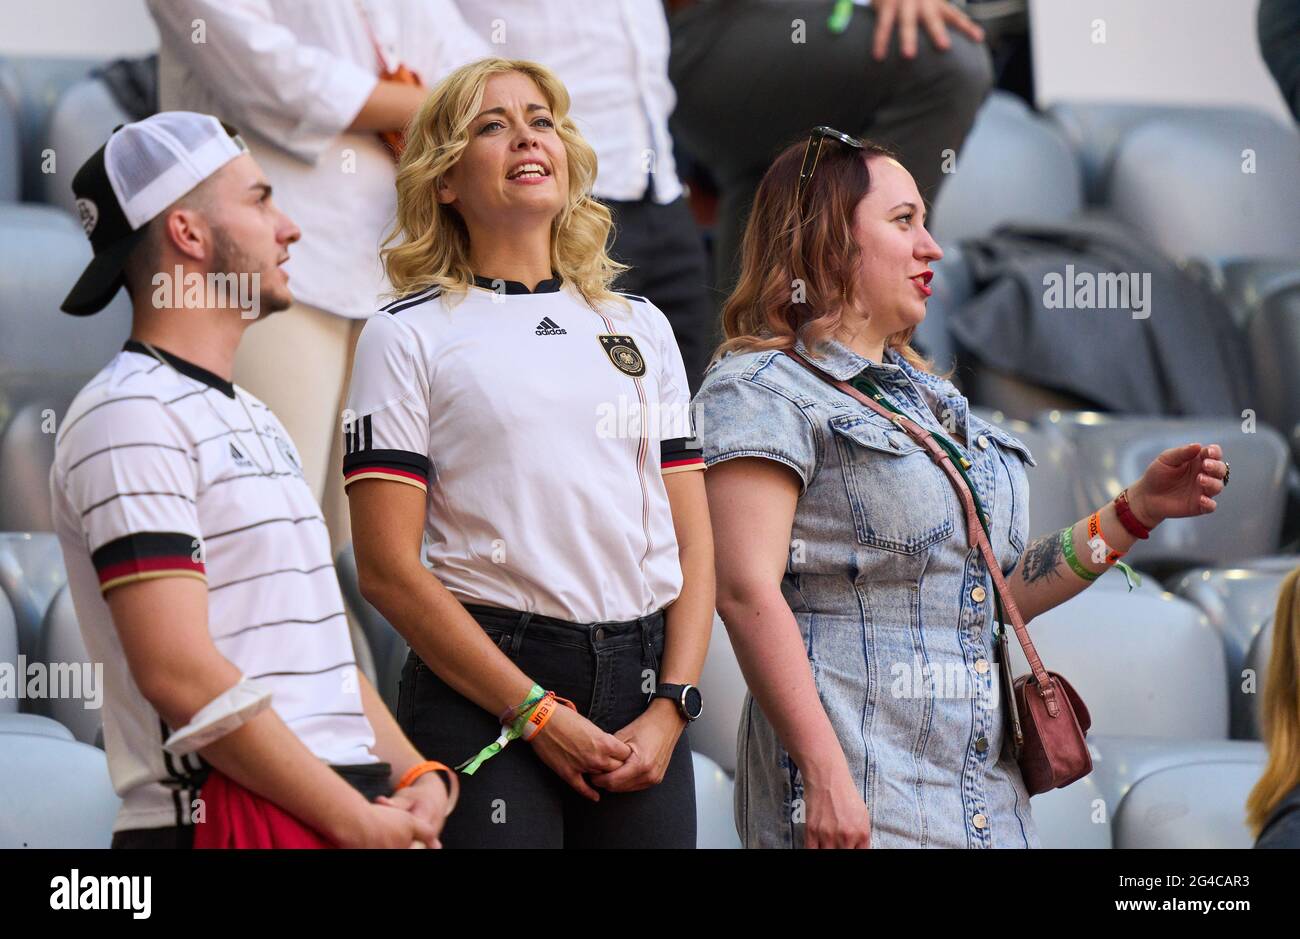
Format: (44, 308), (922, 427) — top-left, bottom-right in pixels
(785, 350), (1061, 710)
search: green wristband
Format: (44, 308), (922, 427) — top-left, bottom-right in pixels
(1061, 525), (1100, 582)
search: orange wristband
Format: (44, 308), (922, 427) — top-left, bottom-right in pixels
(395, 760), (459, 814)
(520, 693), (576, 741)
(1086, 511), (1123, 565)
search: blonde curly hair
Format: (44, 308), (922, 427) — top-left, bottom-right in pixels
(382, 57), (628, 311)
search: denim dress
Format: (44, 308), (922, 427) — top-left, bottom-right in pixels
(693, 337), (1041, 848)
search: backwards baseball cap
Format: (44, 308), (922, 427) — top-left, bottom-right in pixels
(61, 111), (248, 316)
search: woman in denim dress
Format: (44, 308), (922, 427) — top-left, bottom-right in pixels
(694, 132), (1230, 848)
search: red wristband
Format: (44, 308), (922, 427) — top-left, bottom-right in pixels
(1114, 488), (1151, 539)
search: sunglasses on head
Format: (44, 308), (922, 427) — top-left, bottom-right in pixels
(796, 125), (865, 202)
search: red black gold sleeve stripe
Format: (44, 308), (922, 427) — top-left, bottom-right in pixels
(91, 532), (206, 594)
(342, 448), (430, 493)
(661, 436), (705, 475)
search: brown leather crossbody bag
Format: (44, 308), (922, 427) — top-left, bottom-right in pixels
(787, 349), (1092, 794)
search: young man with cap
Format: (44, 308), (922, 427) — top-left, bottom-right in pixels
(50, 111), (456, 848)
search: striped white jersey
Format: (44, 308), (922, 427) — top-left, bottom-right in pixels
(50, 341), (376, 833)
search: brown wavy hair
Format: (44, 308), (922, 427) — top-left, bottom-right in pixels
(716, 133), (938, 375)
(381, 57), (627, 310)
(1247, 566), (1300, 835)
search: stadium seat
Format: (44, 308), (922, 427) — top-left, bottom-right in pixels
(0, 56), (100, 203)
(1167, 560), (1294, 739)
(0, 588), (16, 715)
(1046, 102), (1269, 206)
(1083, 735), (1266, 849)
(1005, 589), (1228, 739)
(1039, 412), (1290, 572)
(0, 76), (19, 202)
(0, 531), (67, 660)
(1240, 617), (1275, 741)
(34, 584), (100, 745)
(0, 733), (120, 847)
(1113, 761), (1264, 849)
(39, 76), (131, 216)
(1104, 112), (1300, 263)
(0, 712), (74, 741)
(1238, 262), (1300, 464)
(971, 408), (1081, 535)
(0, 203), (133, 376)
(930, 91), (1084, 244)
(335, 544), (404, 711)
(691, 751), (741, 849)
(693, 613), (747, 775)
(1029, 771), (1111, 849)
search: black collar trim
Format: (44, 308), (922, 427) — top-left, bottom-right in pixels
(123, 340), (236, 399)
(471, 273), (563, 295)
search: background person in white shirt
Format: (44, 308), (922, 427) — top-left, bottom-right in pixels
(147, 0), (492, 552)
(453, 1), (715, 393)
(345, 58), (715, 848)
(51, 112), (453, 849)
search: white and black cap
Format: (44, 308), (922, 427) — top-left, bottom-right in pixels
(61, 111), (248, 316)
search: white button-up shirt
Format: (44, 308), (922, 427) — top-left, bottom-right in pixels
(453, 0), (684, 204)
(149, 0), (491, 319)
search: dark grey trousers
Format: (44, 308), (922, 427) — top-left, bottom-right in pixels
(669, 0), (994, 293)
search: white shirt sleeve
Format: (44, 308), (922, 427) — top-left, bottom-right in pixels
(54, 395), (206, 594)
(342, 313), (432, 493)
(647, 300), (705, 475)
(146, 0), (379, 162)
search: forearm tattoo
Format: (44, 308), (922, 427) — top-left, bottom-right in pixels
(1021, 531), (1066, 584)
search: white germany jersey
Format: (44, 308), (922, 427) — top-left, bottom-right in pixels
(343, 276), (705, 624)
(50, 342), (376, 833)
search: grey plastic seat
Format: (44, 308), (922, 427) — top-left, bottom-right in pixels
(1005, 589), (1228, 739)
(930, 91), (1083, 243)
(0, 56), (100, 203)
(1104, 113), (1300, 263)
(335, 544), (402, 711)
(691, 751), (741, 849)
(0, 532), (67, 659)
(693, 613), (748, 775)
(1029, 772), (1111, 849)
(0, 78), (18, 202)
(33, 585), (101, 745)
(972, 408), (1082, 534)
(0, 400), (62, 532)
(0, 733), (120, 847)
(1240, 617), (1275, 741)
(0, 712), (75, 740)
(0, 204), (133, 376)
(39, 76), (131, 216)
(1113, 759), (1265, 848)
(0, 588), (16, 715)
(1239, 262), (1300, 463)
(1082, 734), (1266, 849)
(1047, 102), (1272, 206)
(1038, 412), (1289, 571)
(1167, 560), (1295, 739)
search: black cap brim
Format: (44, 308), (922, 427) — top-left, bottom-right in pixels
(60, 224), (148, 316)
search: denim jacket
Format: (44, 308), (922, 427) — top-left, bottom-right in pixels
(694, 336), (1042, 848)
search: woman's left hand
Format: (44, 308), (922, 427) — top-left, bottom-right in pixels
(1128, 442), (1228, 527)
(588, 700), (685, 793)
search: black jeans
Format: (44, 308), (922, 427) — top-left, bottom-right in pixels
(398, 604), (696, 848)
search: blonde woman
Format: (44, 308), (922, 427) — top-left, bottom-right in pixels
(1249, 566), (1300, 848)
(693, 128), (1229, 848)
(342, 58), (714, 848)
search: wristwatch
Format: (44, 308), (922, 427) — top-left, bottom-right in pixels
(652, 683), (704, 722)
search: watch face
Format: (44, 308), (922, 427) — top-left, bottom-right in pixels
(683, 686), (703, 721)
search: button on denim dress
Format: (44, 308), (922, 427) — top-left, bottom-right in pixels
(694, 337), (1041, 848)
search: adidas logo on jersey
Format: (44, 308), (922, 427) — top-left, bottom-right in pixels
(229, 442), (253, 468)
(535, 317), (567, 336)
